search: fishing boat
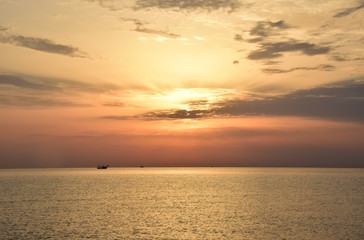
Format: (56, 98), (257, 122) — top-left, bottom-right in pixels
(97, 164), (109, 169)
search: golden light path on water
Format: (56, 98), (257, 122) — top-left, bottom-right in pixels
(1, 168), (363, 239)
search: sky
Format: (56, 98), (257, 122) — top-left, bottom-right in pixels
(0, 0), (363, 168)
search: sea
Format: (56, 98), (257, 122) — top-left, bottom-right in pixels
(0, 168), (363, 239)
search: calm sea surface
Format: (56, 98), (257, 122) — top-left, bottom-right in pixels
(0, 168), (363, 239)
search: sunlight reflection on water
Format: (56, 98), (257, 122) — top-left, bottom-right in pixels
(0, 168), (363, 239)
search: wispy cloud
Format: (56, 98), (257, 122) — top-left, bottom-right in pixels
(134, 26), (181, 38)
(0, 74), (58, 91)
(0, 93), (89, 107)
(0, 73), (119, 107)
(262, 64), (335, 74)
(0, 74), (114, 93)
(330, 54), (364, 62)
(0, 30), (86, 57)
(102, 101), (124, 107)
(334, 2), (364, 18)
(247, 40), (331, 60)
(133, 0), (241, 12)
(85, 0), (121, 11)
(123, 17), (181, 39)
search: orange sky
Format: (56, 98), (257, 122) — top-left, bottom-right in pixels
(0, 0), (364, 167)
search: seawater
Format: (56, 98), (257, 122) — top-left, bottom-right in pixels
(0, 168), (363, 239)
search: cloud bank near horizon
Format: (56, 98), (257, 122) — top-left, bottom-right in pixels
(114, 80), (364, 122)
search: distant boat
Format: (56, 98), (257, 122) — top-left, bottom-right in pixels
(97, 164), (109, 169)
(140, 166), (144, 168)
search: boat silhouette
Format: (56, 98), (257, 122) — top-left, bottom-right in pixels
(97, 164), (109, 169)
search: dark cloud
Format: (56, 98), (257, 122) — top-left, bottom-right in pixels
(0, 25), (7, 31)
(133, 0), (241, 12)
(0, 33), (85, 57)
(215, 81), (364, 121)
(144, 109), (210, 120)
(234, 20), (291, 44)
(121, 81), (364, 121)
(250, 20), (291, 37)
(334, 3), (364, 18)
(248, 40), (331, 60)
(233, 60), (239, 64)
(234, 20), (330, 62)
(263, 64), (335, 74)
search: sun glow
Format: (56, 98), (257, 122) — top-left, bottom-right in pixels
(154, 88), (236, 111)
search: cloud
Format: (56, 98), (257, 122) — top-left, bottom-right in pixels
(215, 81), (364, 121)
(235, 20), (330, 62)
(0, 93), (89, 107)
(102, 101), (124, 107)
(250, 20), (291, 38)
(334, 3), (364, 18)
(234, 34), (243, 42)
(0, 74), (115, 93)
(117, 80), (364, 121)
(85, 0), (121, 11)
(0, 25), (7, 31)
(123, 17), (181, 39)
(101, 115), (134, 120)
(0, 73), (119, 107)
(0, 31), (86, 57)
(234, 20), (291, 44)
(262, 64), (335, 74)
(263, 60), (281, 65)
(134, 26), (181, 38)
(184, 99), (209, 107)
(330, 54), (364, 62)
(143, 109), (211, 120)
(248, 40), (331, 60)
(0, 74), (59, 90)
(247, 37), (264, 43)
(133, 0), (241, 12)
(233, 60), (239, 64)
(122, 17), (145, 27)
